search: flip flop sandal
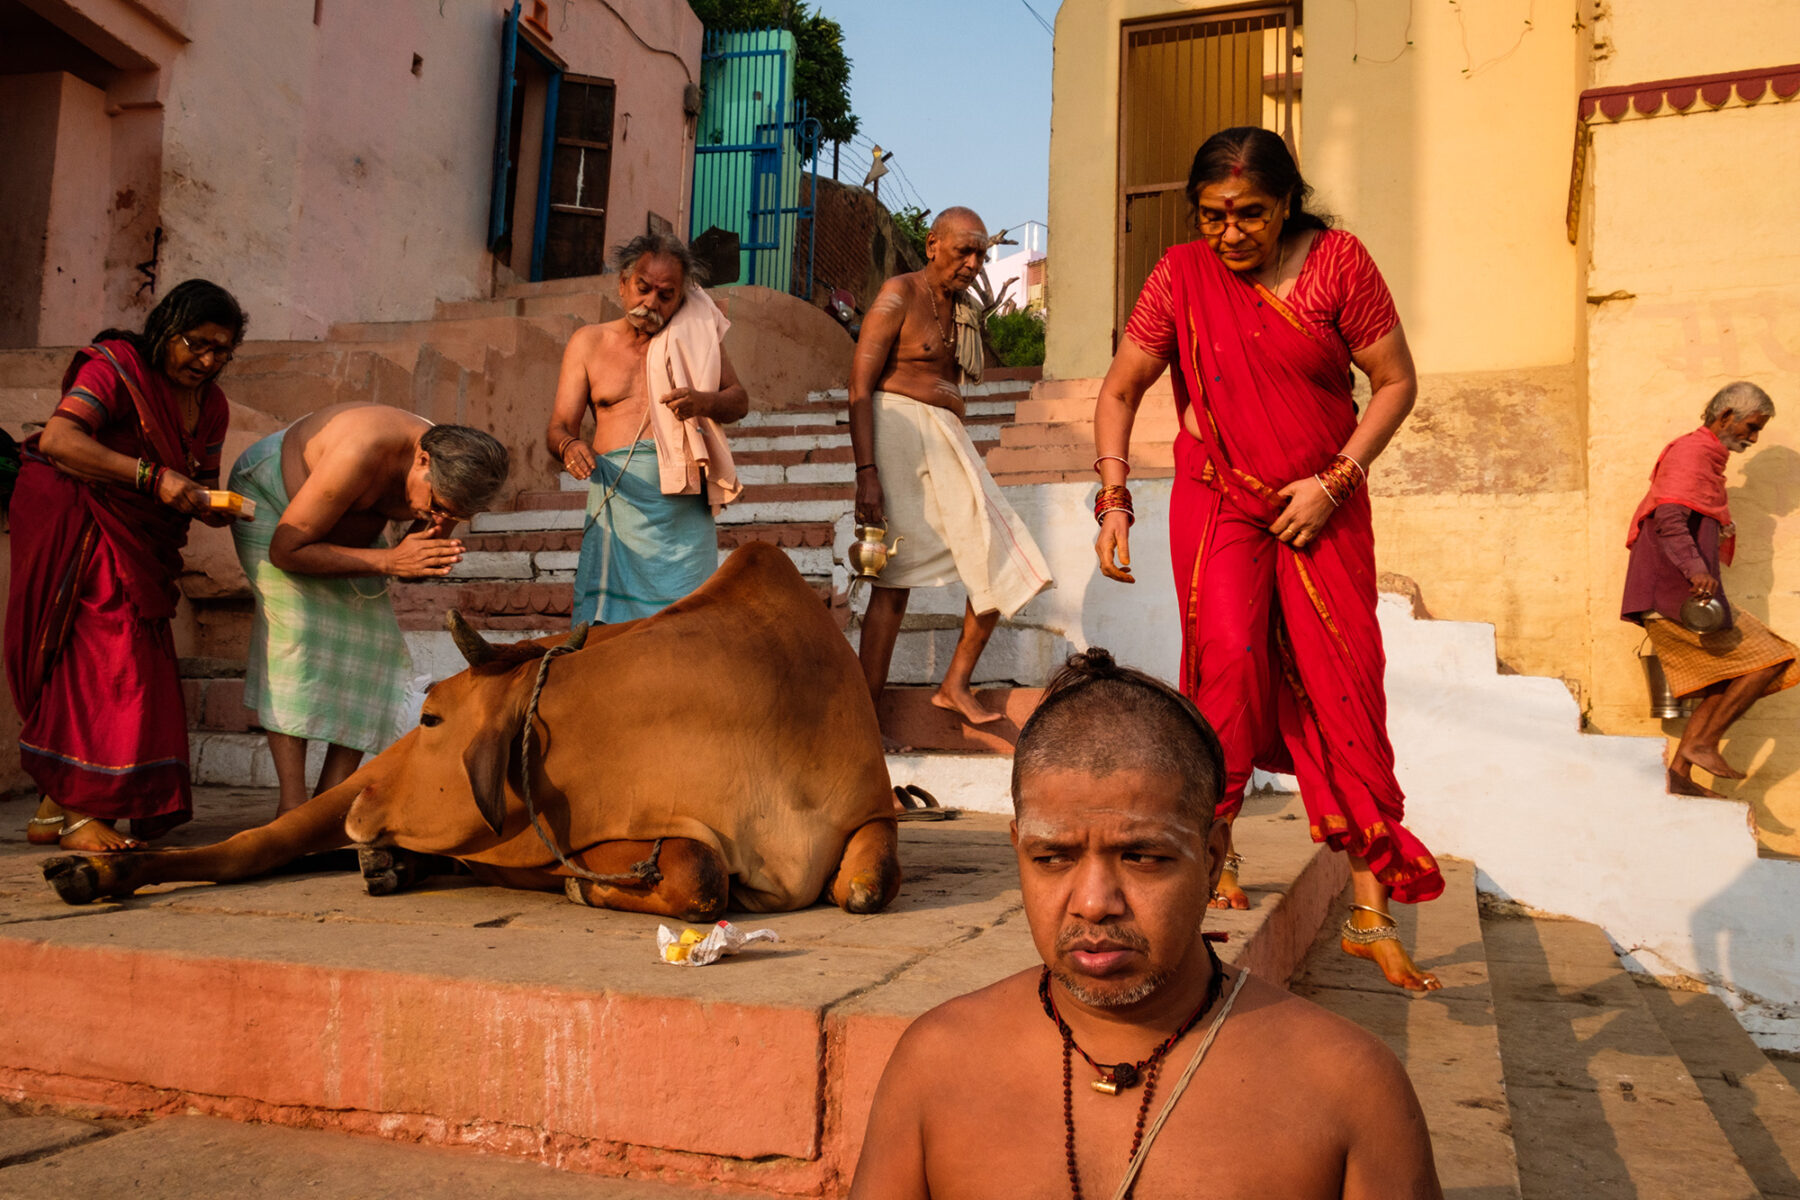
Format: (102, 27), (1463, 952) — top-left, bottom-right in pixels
(893, 784), (961, 821)
(903, 783), (961, 820)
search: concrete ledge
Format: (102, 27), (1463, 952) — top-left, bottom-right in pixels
(0, 790), (1338, 1194)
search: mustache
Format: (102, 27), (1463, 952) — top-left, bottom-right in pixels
(627, 305), (666, 330)
(1056, 922), (1150, 954)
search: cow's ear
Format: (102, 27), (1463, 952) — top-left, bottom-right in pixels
(462, 723), (513, 837)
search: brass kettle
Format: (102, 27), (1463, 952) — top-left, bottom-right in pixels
(847, 524), (904, 579)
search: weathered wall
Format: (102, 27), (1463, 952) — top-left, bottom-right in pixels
(0, 72), (111, 349)
(1583, 94), (1800, 853)
(9, 0), (698, 344)
(796, 175), (924, 315)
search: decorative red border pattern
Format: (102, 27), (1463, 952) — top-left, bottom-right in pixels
(1580, 62), (1800, 122)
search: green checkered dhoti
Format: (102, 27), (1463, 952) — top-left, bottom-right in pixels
(228, 431), (411, 754)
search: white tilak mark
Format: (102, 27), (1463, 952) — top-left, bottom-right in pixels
(873, 293), (907, 313)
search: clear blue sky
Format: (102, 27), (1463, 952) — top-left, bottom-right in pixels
(809, 1), (1059, 247)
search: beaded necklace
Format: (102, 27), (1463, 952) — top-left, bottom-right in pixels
(1039, 941), (1227, 1200)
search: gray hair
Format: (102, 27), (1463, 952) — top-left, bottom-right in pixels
(610, 233), (706, 287)
(1702, 381), (1775, 424)
(420, 425), (509, 515)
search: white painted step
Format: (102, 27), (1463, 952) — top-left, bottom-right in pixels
(885, 752), (1013, 814)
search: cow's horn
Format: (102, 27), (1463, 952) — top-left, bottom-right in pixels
(446, 609), (498, 667)
(566, 623), (590, 652)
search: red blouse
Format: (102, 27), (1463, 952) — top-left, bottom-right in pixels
(1125, 228), (1401, 363)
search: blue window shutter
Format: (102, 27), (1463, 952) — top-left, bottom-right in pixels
(488, 1), (521, 250)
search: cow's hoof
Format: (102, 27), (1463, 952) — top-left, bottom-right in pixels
(843, 871), (892, 915)
(359, 846), (426, 896)
(42, 855), (102, 905)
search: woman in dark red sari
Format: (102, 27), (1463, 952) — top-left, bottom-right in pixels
(1092, 128), (1444, 992)
(7, 281), (246, 851)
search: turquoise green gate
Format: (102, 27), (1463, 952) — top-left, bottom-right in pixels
(690, 28), (819, 297)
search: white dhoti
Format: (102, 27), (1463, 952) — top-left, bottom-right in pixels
(870, 390), (1053, 618)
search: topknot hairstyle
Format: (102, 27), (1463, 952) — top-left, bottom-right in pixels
(1010, 648), (1228, 824)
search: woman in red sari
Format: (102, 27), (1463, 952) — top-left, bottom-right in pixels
(1093, 128), (1444, 991)
(7, 280), (246, 851)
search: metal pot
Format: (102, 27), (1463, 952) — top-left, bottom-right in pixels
(847, 524), (903, 580)
(1679, 595), (1727, 635)
(1639, 647), (1696, 719)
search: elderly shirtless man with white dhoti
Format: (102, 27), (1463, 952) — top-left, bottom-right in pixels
(850, 207), (1053, 729)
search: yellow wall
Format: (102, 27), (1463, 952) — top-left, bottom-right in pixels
(1584, 99), (1800, 852)
(1047, 0), (1266, 382)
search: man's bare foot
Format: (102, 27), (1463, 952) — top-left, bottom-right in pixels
(930, 688), (1003, 727)
(26, 797), (65, 845)
(1341, 906), (1441, 992)
(57, 816), (145, 853)
(881, 734), (918, 754)
(1209, 860), (1250, 910)
(1667, 767), (1725, 798)
(1679, 745), (1746, 780)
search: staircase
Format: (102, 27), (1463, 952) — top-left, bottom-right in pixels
(1294, 869), (1800, 1198)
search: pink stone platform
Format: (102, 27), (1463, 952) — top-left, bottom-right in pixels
(0, 789), (1344, 1197)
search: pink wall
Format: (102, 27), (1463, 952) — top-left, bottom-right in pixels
(0, 72), (110, 348)
(150, 0), (699, 339)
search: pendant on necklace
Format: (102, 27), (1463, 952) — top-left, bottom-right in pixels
(1091, 1062), (1141, 1095)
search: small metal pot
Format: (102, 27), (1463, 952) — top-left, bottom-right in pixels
(1679, 595), (1727, 635)
(1639, 648), (1696, 719)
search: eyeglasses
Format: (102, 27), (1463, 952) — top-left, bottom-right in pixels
(1196, 212), (1276, 237)
(177, 333), (235, 365)
(428, 492), (472, 522)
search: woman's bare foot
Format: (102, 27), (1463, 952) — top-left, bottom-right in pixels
(930, 687), (1002, 727)
(1667, 766), (1725, 798)
(1209, 860), (1250, 910)
(1341, 907), (1441, 992)
(26, 797), (65, 845)
(1679, 745), (1746, 780)
(57, 816), (145, 853)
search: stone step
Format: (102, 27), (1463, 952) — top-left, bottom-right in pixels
(985, 441), (1177, 483)
(1292, 859), (1522, 1198)
(1632, 977), (1800, 1197)
(876, 687), (1044, 755)
(0, 785), (1334, 1195)
(1480, 908), (1761, 1198)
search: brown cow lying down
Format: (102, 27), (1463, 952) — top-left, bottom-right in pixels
(43, 543), (901, 918)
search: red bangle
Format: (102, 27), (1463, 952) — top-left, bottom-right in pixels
(1094, 484), (1135, 527)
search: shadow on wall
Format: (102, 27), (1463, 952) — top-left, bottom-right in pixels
(1718, 442), (1800, 836)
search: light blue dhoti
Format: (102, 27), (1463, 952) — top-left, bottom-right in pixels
(571, 439), (716, 624)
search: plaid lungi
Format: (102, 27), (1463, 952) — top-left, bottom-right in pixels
(228, 431), (411, 754)
(1644, 611), (1800, 699)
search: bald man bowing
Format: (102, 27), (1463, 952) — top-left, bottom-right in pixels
(851, 650), (1442, 1200)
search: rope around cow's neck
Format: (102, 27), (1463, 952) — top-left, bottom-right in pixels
(518, 639), (664, 889)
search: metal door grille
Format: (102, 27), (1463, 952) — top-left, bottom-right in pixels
(1116, 6), (1298, 338)
(690, 28), (820, 298)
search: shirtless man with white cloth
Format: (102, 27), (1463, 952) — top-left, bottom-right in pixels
(849, 207), (1052, 728)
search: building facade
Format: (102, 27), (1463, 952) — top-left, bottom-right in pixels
(1047, 0), (1800, 851)
(0, 0), (701, 347)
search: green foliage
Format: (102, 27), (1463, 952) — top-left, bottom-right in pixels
(686, 0), (860, 145)
(987, 309), (1046, 368)
(891, 205), (930, 263)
